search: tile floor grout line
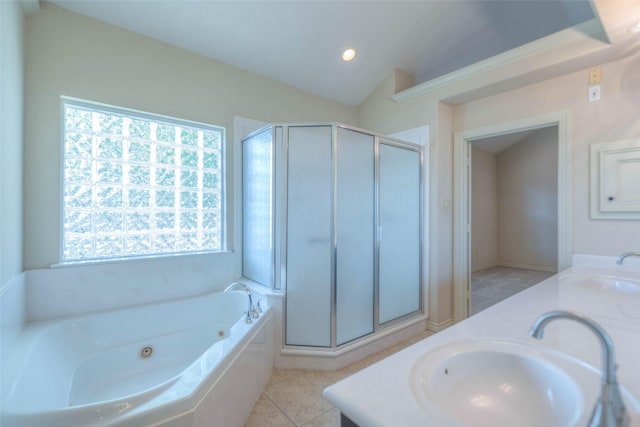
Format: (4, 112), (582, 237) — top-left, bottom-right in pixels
(265, 371), (337, 426)
(248, 329), (437, 426)
(303, 405), (338, 426)
(262, 391), (299, 426)
(268, 377), (334, 426)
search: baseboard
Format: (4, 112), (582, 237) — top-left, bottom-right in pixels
(426, 318), (454, 332)
(496, 262), (556, 273)
(275, 316), (428, 370)
(471, 262), (498, 272)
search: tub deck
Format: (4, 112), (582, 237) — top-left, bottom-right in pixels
(1, 289), (274, 427)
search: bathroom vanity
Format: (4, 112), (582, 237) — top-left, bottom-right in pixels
(323, 255), (640, 426)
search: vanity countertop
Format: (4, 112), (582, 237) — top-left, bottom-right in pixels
(323, 257), (640, 426)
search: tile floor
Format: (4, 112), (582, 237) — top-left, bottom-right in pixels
(244, 266), (553, 425)
(244, 328), (434, 427)
(471, 265), (555, 315)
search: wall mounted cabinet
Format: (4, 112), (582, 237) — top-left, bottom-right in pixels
(591, 139), (640, 220)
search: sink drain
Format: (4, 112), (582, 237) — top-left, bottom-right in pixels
(140, 345), (153, 359)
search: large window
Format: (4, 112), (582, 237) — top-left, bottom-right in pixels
(61, 97), (225, 263)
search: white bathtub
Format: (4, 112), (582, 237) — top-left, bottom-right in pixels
(1, 289), (273, 426)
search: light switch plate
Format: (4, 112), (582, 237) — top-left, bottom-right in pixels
(589, 67), (602, 84)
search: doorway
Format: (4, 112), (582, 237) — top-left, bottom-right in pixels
(453, 111), (572, 322)
(469, 127), (558, 314)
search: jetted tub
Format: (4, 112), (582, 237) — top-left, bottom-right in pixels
(1, 288), (274, 426)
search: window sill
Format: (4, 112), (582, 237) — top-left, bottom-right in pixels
(50, 250), (234, 269)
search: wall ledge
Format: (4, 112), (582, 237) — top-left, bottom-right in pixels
(391, 19), (606, 104)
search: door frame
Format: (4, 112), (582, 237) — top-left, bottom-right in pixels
(452, 111), (572, 322)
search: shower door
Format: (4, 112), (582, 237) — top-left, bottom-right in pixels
(335, 127), (375, 346)
(243, 123), (423, 349)
(285, 126), (376, 347)
(378, 141), (421, 324)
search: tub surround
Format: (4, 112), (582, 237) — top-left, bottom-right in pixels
(1, 289), (274, 427)
(324, 254), (640, 426)
(24, 253), (238, 322)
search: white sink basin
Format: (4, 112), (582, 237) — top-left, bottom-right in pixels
(561, 274), (640, 293)
(410, 340), (584, 427)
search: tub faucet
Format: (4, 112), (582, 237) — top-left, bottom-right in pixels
(616, 252), (640, 265)
(224, 282), (260, 323)
(529, 311), (629, 427)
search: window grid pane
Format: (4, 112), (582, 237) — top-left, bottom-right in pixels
(62, 99), (225, 262)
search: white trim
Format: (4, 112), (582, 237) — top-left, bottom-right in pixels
(589, 138), (640, 220)
(275, 315), (428, 370)
(426, 318), (453, 332)
(61, 96), (223, 132)
(280, 315), (427, 359)
(453, 111), (572, 323)
(50, 250), (233, 269)
(390, 125), (430, 147)
(471, 261), (557, 274)
(59, 96), (227, 263)
(392, 19), (603, 103)
(471, 262), (499, 273)
(494, 262), (557, 273)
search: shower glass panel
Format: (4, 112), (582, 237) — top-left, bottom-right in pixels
(378, 142), (421, 324)
(335, 127), (375, 345)
(242, 123), (423, 351)
(285, 126), (333, 347)
(242, 127), (274, 288)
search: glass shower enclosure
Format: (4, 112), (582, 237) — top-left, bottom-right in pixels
(242, 123), (423, 348)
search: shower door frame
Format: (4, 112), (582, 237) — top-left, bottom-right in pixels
(280, 123), (425, 350)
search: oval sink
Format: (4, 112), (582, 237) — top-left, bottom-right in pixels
(410, 341), (583, 427)
(561, 275), (640, 293)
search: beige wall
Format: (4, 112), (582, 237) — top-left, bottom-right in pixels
(497, 127), (558, 271)
(24, 3), (357, 269)
(454, 55), (640, 257)
(16, 3), (640, 325)
(471, 147), (498, 271)
(358, 54), (640, 324)
(1, 0), (24, 286)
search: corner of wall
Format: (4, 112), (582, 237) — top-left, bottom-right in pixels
(1, 0), (25, 286)
(0, 273), (26, 367)
(393, 69), (415, 93)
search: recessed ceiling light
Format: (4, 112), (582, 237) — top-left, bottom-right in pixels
(342, 48), (356, 62)
(629, 20), (640, 33)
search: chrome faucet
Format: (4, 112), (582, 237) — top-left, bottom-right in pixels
(529, 311), (629, 427)
(616, 252), (640, 265)
(224, 282), (260, 323)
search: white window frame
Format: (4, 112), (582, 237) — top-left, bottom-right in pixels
(60, 96), (227, 264)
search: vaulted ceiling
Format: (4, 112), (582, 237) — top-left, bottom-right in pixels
(49, 0), (640, 106)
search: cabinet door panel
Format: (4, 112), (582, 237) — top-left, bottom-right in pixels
(591, 139), (640, 219)
(336, 128), (375, 345)
(379, 143), (421, 324)
(285, 126), (332, 347)
(600, 148), (640, 211)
